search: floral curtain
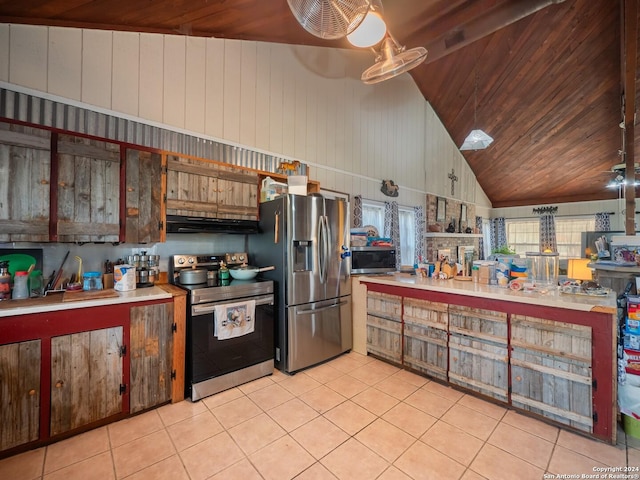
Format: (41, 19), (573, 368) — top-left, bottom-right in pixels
(352, 195), (363, 228)
(384, 201), (401, 269)
(475, 216), (484, 260)
(539, 214), (557, 252)
(489, 217), (507, 253)
(414, 205), (425, 264)
(595, 212), (611, 231)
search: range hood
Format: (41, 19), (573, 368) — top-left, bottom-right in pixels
(165, 215), (258, 234)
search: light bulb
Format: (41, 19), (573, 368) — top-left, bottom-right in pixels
(347, 11), (387, 48)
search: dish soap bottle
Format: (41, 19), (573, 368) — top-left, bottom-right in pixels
(219, 261), (230, 285)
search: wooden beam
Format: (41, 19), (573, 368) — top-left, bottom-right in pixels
(623, 0), (638, 234)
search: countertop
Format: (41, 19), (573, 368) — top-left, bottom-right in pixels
(361, 273), (617, 314)
(0, 286), (173, 317)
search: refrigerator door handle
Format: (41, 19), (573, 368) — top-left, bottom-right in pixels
(318, 215), (327, 283)
(296, 300), (349, 315)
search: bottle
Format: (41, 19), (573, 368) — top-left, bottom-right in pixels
(0, 261), (10, 301)
(219, 261), (230, 285)
(30, 270), (44, 297)
(12, 271), (29, 299)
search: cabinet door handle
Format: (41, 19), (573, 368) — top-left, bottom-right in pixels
(55, 381), (64, 389)
(29, 389), (37, 396)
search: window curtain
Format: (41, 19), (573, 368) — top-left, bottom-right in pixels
(414, 205), (425, 263)
(384, 201), (401, 269)
(475, 216), (484, 260)
(489, 217), (507, 253)
(595, 212), (611, 231)
(352, 195), (363, 228)
(539, 214), (557, 252)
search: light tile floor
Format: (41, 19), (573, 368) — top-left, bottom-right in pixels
(2, 351), (639, 479)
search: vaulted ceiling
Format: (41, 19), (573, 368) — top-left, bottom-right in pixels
(0, 0), (636, 208)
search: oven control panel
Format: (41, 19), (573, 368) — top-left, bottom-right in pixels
(171, 252), (248, 270)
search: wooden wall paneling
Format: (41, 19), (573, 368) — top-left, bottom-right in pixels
(0, 24), (8, 82)
(185, 36), (206, 134)
(310, 59), (326, 167)
(163, 35), (186, 129)
(293, 56), (307, 162)
(0, 340), (41, 451)
(204, 37), (225, 139)
(112, 31), (140, 117)
(268, 43), (285, 156)
(8, 24), (47, 92)
(216, 165), (258, 220)
(0, 125), (51, 242)
(281, 48), (296, 157)
(222, 39), (242, 143)
(81, 29), (113, 109)
(139, 33), (164, 123)
(239, 41), (258, 147)
(48, 27), (82, 101)
(254, 42), (271, 151)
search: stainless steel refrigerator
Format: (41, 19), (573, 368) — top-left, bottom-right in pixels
(249, 194), (352, 373)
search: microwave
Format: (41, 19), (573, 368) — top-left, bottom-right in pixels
(350, 246), (397, 274)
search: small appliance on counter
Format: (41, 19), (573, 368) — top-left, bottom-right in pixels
(350, 246), (397, 275)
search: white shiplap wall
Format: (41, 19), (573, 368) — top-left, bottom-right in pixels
(0, 23), (489, 210)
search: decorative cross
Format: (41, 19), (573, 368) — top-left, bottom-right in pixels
(448, 168), (458, 196)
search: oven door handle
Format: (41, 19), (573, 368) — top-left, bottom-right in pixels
(192, 295), (274, 315)
(296, 300), (348, 315)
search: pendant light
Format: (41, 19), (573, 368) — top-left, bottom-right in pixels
(460, 71), (493, 150)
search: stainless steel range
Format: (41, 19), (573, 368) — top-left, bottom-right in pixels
(169, 253), (275, 401)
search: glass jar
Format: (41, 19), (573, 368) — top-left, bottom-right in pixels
(30, 270), (44, 297)
(12, 271), (29, 299)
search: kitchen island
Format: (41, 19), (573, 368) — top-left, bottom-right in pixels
(0, 285), (186, 457)
(359, 274), (617, 444)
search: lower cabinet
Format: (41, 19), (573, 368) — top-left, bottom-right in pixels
(510, 314), (593, 433)
(364, 289), (604, 440)
(366, 292), (402, 364)
(448, 305), (508, 402)
(0, 340), (41, 451)
(0, 298), (177, 456)
(403, 298), (448, 381)
(130, 303), (174, 413)
(50, 328), (124, 436)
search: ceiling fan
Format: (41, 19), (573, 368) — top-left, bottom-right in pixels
(606, 163), (640, 189)
(286, 0), (427, 84)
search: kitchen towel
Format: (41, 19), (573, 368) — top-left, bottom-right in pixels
(214, 299), (256, 340)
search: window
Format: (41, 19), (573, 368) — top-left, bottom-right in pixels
(361, 200), (417, 266)
(505, 217), (596, 259)
(399, 207), (416, 266)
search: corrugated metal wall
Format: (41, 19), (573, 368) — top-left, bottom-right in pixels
(0, 87), (307, 175)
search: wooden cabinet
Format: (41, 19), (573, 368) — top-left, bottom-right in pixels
(125, 149), (164, 243)
(510, 314), (593, 433)
(0, 340), (41, 451)
(0, 297), (178, 455)
(366, 292), (402, 364)
(403, 298), (448, 381)
(448, 305), (508, 402)
(363, 282), (613, 441)
(50, 327), (124, 436)
(55, 134), (121, 242)
(0, 124), (51, 242)
(129, 303), (174, 413)
(166, 154), (258, 220)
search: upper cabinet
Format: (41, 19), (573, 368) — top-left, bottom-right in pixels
(55, 134), (121, 242)
(0, 124), (51, 243)
(125, 149), (164, 244)
(166, 154), (258, 220)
